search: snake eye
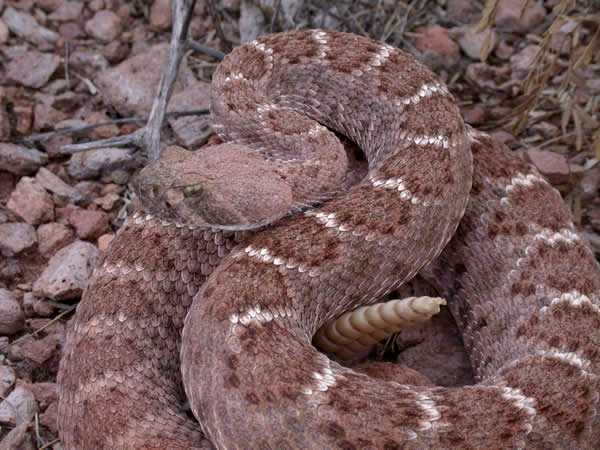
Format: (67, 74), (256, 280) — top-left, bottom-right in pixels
(150, 184), (160, 198)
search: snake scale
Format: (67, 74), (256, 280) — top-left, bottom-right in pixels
(58, 30), (600, 449)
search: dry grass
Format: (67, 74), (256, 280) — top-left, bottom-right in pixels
(479, 0), (600, 157)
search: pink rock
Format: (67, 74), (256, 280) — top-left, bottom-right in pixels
(0, 18), (9, 44)
(21, 382), (58, 410)
(461, 104), (487, 126)
(86, 111), (120, 140)
(68, 208), (110, 240)
(526, 149), (570, 184)
(37, 222), (75, 257)
(58, 21), (84, 39)
(7, 177), (55, 225)
(89, 0), (105, 12)
(150, 0), (172, 31)
(490, 130), (516, 146)
(97, 232), (115, 252)
(94, 192), (121, 211)
(39, 401), (58, 433)
(33, 101), (68, 131)
(36, 0), (64, 12)
(494, 0), (546, 33)
(8, 334), (60, 366)
(48, 1), (84, 22)
(85, 10), (122, 43)
(95, 43), (194, 116)
(102, 39), (130, 64)
(414, 25), (460, 69)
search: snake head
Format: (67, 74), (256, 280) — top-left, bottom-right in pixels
(133, 144), (295, 230)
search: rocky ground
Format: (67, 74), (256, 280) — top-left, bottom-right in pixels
(0, 0), (598, 448)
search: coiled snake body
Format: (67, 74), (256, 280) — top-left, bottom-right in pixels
(58, 30), (600, 449)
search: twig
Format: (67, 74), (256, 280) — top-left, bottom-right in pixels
(23, 109), (209, 145)
(270, 0), (282, 32)
(72, 72), (98, 96)
(35, 413), (43, 448)
(208, 0), (232, 52)
(64, 41), (71, 90)
(527, 131), (577, 151)
(58, 0), (198, 160)
(187, 40), (225, 60)
(0, 305), (76, 352)
(39, 438), (60, 450)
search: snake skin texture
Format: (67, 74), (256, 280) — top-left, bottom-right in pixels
(58, 30), (600, 449)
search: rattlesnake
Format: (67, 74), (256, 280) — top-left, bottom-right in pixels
(58, 30), (600, 449)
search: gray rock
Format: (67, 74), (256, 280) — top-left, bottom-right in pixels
(6, 50), (60, 89)
(447, 0), (481, 24)
(22, 292), (55, 317)
(68, 50), (109, 78)
(35, 167), (82, 203)
(33, 240), (101, 300)
(168, 80), (211, 148)
(0, 420), (34, 450)
(0, 385), (38, 426)
(581, 166), (600, 202)
(0, 365), (16, 399)
(240, 0), (304, 42)
(239, 0), (265, 43)
(0, 144), (47, 175)
(1, 7), (59, 46)
(455, 25), (497, 61)
(0, 223), (37, 256)
(68, 147), (135, 180)
(0, 289), (25, 335)
(95, 43), (194, 116)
